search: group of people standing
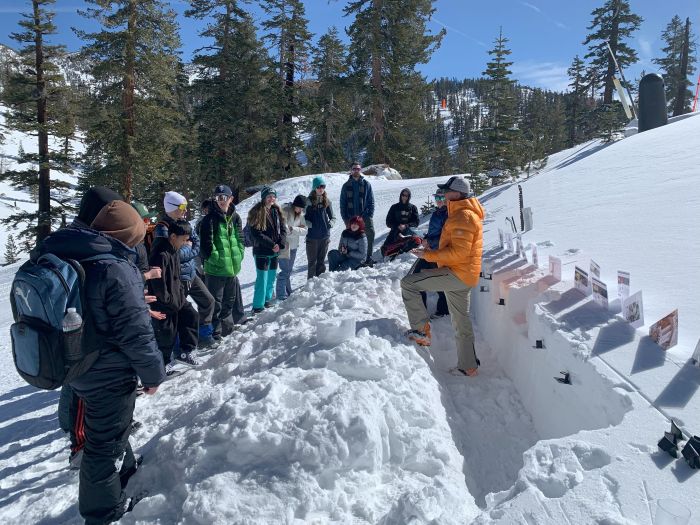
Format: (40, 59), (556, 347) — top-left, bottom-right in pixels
(37, 163), (484, 524)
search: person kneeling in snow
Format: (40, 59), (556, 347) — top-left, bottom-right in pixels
(328, 216), (368, 271)
(401, 176), (484, 377)
(149, 220), (200, 372)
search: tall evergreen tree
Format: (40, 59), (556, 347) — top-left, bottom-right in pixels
(482, 27), (520, 178)
(77, 0), (184, 203)
(307, 26), (351, 172)
(583, 0), (642, 104)
(4, 233), (20, 265)
(345, 0), (444, 177)
(261, 0), (312, 175)
(428, 105), (451, 177)
(653, 15), (697, 116)
(187, 1), (277, 196)
(1, 0), (74, 243)
(565, 55), (592, 146)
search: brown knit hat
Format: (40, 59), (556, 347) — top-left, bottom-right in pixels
(91, 200), (147, 248)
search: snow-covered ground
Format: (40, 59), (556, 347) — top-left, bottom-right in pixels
(1, 113), (700, 523)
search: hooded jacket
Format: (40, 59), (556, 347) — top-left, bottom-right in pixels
(154, 214), (200, 282)
(38, 227), (165, 390)
(385, 189), (419, 231)
(199, 204), (245, 277)
(279, 202), (307, 258)
(148, 237), (186, 314)
(423, 197), (485, 287)
(425, 205), (448, 250)
(305, 191), (335, 240)
(338, 228), (368, 265)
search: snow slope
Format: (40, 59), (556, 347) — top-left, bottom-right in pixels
(1, 114), (700, 524)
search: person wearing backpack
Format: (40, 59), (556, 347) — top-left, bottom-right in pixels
(149, 219), (200, 371)
(305, 176), (335, 279)
(154, 191), (215, 347)
(199, 184), (246, 339)
(277, 194), (307, 300)
(36, 198), (164, 524)
(247, 187), (287, 313)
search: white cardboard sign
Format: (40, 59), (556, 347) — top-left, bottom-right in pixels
(649, 310), (679, 351)
(692, 339), (700, 366)
(617, 271), (630, 301)
(591, 277), (608, 309)
(549, 256), (561, 281)
(530, 243), (538, 267)
(574, 266), (590, 296)
(622, 291), (644, 328)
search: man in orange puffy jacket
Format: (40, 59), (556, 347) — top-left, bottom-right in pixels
(401, 176), (485, 377)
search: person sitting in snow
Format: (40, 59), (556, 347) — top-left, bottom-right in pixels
(247, 186), (287, 313)
(380, 188), (419, 258)
(339, 162), (375, 263)
(401, 176), (484, 377)
(277, 194), (307, 300)
(328, 216), (368, 272)
(148, 219), (201, 372)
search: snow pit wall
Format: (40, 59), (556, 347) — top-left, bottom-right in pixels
(475, 248), (631, 440)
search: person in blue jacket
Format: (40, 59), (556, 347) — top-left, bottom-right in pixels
(339, 162), (375, 263)
(305, 176), (335, 279)
(39, 198), (164, 525)
(414, 188), (449, 317)
(155, 191), (215, 347)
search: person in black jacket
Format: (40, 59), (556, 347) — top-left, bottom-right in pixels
(39, 199), (164, 525)
(148, 220), (200, 371)
(381, 188), (420, 253)
(247, 186), (287, 313)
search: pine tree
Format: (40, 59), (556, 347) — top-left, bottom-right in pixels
(187, 2), (277, 195)
(0, 0), (74, 243)
(261, 0), (312, 175)
(307, 27), (352, 172)
(583, 0), (642, 104)
(77, 0), (184, 202)
(429, 105), (452, 177)
(3, 234), (20, 265)
(482, 27), (520, 179)
(565, 55), (591, 146)
(345, 0), (444, 177)
(653, 16), (697, 116)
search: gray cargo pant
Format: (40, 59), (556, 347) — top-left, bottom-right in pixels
(401, 267), (479, 370)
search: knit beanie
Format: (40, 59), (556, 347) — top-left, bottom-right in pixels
(164, 191), (187, 213)
(292, 194), (307, 208)
(261, 186), (277, 201)
(91, 200), (147, 248)
(77, 186), (124, 226)
(312, 176), (326, 190)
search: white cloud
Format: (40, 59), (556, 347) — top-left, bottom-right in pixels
(638, 37), (653, 58)
(511, 60), (570, 92)
(520, 2), (541, 14)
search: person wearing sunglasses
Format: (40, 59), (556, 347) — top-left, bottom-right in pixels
(381, 188), (419, 256)
(340, 162), (375, 264)
(199, 184), (247, 339)
(154, 191), (216, 348)
(412, 188), (449, 319)
(305, 175), (336, 279)
(401, 176), (484, 378)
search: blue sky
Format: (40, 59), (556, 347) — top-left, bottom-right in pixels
(0, 0), (698, 93)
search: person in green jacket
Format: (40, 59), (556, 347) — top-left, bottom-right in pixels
(199, 184), (246, 339)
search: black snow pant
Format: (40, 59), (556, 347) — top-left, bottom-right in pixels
(59, 384), (85, 454)
(76, 378), (137, 525)
(205, 274), (245, 337)
(185, 274), (215, 326)
(364, 217), (375, 261)
(152, 301), (199, 364)
(413, 259), (449, 316)
(306, 237), (330, 279)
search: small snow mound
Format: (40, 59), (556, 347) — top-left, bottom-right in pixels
(362, 164), (402, 180)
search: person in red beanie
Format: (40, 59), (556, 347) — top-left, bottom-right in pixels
(328, 216), (368, 271)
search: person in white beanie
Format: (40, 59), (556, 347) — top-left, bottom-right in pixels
(155, 190), (216, 347)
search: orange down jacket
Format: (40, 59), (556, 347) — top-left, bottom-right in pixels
(423, 197), (485, 287)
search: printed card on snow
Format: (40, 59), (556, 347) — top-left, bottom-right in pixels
(649, 310), (679, 351)
(591, 277), (608, 309)
(548, 256), (561, 281)
(622, 291), (644, 328)
(505, 232), (514, 253)
(574, 266), (590, 295)
(692, 339), (700, 366)
(530, 243), (538, 267)
(590, 259), (601, 278)
(617, 270), (630, 301)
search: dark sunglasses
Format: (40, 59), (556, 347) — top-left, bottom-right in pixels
(351, 167), (361, 172)
(316, 185), (326, 189)
(401, 193), (409, 197)
(214, 194), (230, 201)
(434, 195), (445, 201)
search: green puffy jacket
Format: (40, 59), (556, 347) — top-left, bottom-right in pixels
(200, 207), (245, 276)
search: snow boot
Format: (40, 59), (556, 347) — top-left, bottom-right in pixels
(449, 367), (479, 377)
(120, 454), (143, 489)
(175, 351), (200, 367)
(198, 324), (216, 348)
(406, 323), (431, 346)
